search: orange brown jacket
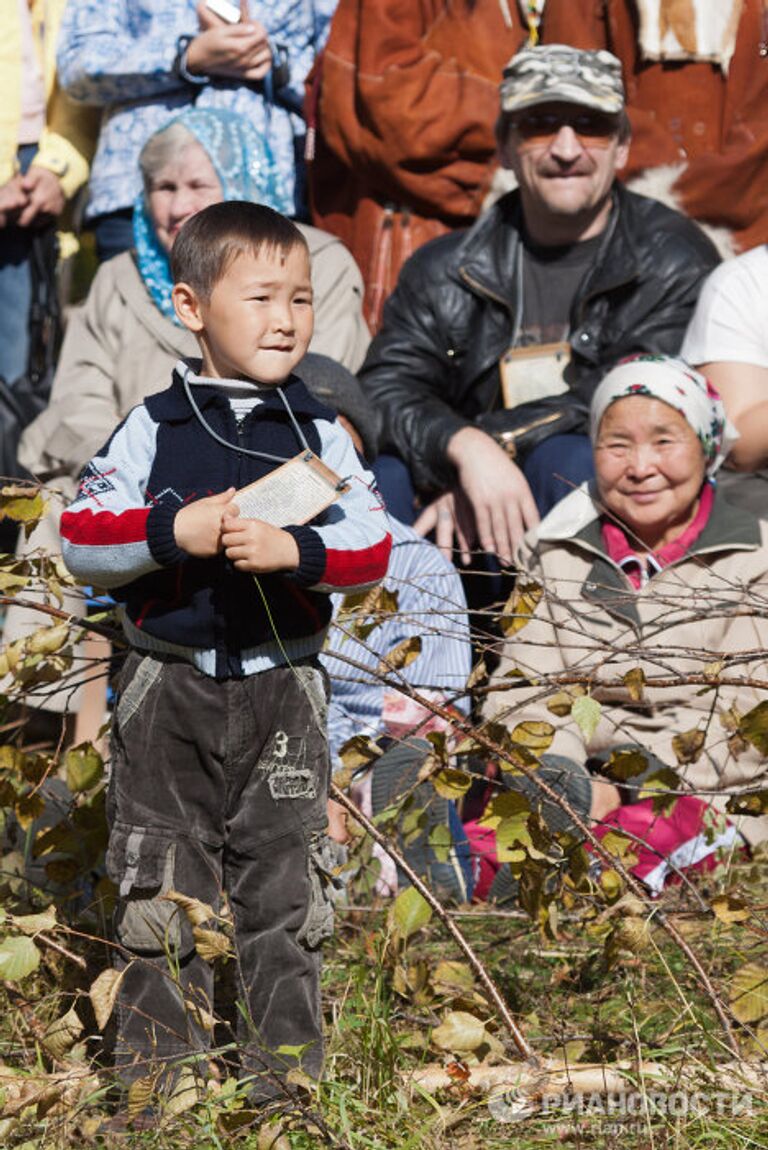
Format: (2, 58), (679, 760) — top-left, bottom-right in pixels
(540, 0), (768, 252)
(307, 0), (528, 333)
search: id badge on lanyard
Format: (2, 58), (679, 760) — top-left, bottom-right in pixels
(499, 341), (571, 408)
(233, 451), (350, 527)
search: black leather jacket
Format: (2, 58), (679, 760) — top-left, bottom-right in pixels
(360, 184), (720, 493)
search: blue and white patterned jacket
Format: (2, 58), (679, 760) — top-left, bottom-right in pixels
(57, 0), (335, 219)
(61, 364), (392, 679)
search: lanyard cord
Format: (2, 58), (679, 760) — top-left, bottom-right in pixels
(181, 364), (313, 464)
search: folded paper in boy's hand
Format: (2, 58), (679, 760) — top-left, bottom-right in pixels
(232, 452), (349, 527)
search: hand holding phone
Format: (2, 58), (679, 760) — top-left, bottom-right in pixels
(189, 1), (271, 81)
(204, 0), (243, 24)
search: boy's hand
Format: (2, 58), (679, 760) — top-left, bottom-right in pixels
(174, 488), (236, 557)
(221, 510), (300, 573)
(326, 798), (350, 844)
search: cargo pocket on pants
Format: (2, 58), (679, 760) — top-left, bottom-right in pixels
(296, 833), (346, 950)
(107, 826), (186, 956)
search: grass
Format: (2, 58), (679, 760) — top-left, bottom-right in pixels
(3, 862), (763, 1150)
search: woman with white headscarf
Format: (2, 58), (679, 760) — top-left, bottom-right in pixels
(485, 354), (768, 849)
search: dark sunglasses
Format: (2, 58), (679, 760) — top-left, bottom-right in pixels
(511, 109), (620, 144)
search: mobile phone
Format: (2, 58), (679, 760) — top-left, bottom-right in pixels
(205, 0), (241, 24)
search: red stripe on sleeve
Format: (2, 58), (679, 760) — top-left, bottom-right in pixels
(60, 507), (151, 547)
(322, 533), (392, 588)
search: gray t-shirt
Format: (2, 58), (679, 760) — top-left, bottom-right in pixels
(518, 232), (603, 347)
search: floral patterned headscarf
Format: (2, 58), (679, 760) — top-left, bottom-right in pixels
(133, 107), (293, 325)
(589, 354), (738, 477)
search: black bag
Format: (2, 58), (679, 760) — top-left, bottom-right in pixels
(0, 227), (61, 481)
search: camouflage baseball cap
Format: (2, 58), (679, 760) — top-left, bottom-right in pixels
(500, 44), (625, 116)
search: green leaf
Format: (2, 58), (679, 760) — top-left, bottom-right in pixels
(429, 823), (452, 864)
(739, 701), (768, 756)
(10, 906), (57, 935)
(495, 813), (533, 862)
(623, 667), (645, 702)
(391, 886), (432, 940)
(376, 635), (422, 676)
(545, 687), (584, 717)
(337, 735), (383, 774)
(431, 768), (472, 800)
(499, 581), (543, 637)
(0, 936), (41, 980)
(727, 789), (768, 817)
(42, 1005), (84, 1060)
(603, 749), (650, 781)
(510, 720), (554, 751)
(25, 623), (70, 657)
(127, 1074), (157, 1119)
(478, 790), (530, 827)
(598, 869), (623, 903)
(711, 894), (751, 925)
(14, 793), (45, 830)
(275, 1042), (313, 1059)
(431, 1010), (488, 1053)
(730, 963), (768, 1024)
(466, 659), (488, 689)
(0, 745), (23, 772)
(572, 696), (601, 742)
(0, 572), (28, 596)
(335, 586), (399, 642)
(64, 745), (103, 793)
(90, 968), (125, 1031)
(638, 768), (681, 809)
(431, 961), (475, 997)
(599, 830), (636, 861)
(0, 485), (47, 531)
(671, 728), (706, 765)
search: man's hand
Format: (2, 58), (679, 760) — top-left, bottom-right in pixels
(17, 167), (66, 226)
(0, 175), (29, 227)
(174, 488), (236, 556)
(414, 427), (539, 564)
(188, 1), (272, 81)
(221, 509), (300, 573)
(414, 490), (473, 564)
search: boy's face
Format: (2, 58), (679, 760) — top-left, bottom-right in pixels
(174, 244), (314, 385)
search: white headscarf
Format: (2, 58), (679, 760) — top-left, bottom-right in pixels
(590, 355), (738, 477)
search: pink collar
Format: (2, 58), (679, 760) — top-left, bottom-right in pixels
(601, 482), (714, 589)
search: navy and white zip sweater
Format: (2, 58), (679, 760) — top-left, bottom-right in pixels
(61, 364), (392, 679)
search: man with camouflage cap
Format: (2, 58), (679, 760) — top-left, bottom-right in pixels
(360, 43), (719, 567)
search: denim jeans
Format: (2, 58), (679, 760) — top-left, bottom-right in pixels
(0, 145), (36, 385)
(89, 209), (134, 264)
(522, 432), (595, 515)
(107, 651), (335, 1102)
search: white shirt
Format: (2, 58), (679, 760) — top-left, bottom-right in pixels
(682, 245), (768, 369)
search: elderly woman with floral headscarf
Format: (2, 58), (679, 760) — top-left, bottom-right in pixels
(18, 106), (369, 491)
(483, 354), (768, 857)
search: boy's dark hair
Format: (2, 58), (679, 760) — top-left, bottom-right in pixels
(171, 201), (308, 299)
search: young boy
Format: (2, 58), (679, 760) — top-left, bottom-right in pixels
(60, 202), (391, 1100)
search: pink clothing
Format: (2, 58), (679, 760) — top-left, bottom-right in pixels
(17, 0), (45, 146)
(601, 481), (714, 589)
(591, 795), (742, 896)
